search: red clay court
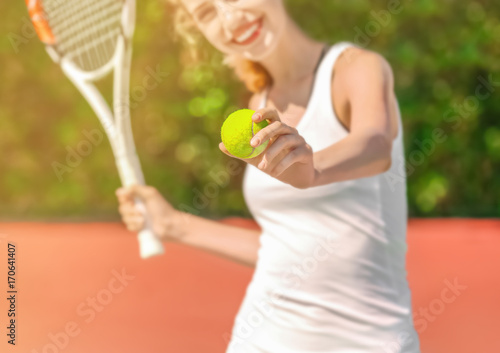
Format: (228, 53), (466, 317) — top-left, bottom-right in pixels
(1, 218), (499, 353)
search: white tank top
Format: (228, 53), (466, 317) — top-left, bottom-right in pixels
(227, 42), (421, 353)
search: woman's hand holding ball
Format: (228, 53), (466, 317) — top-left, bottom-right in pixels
(220, 108), (316, 189)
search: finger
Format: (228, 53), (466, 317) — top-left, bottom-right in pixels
(250, 121), (297, 148)
(124, 215), (145, 232)
(127, 185), (158, 201)
(125, 222), (141, 232)
(258, 147), (288, 173)
(119, 203), (141, 217)
(271, 147), (308, 176)
(219, 142), (239, 159)
(116, 187), (134, 203)
(252, 108), (280, 124)
(260, 135), (304, 169)
(132, 215), (146, 230)
(219, 142), (263, 167)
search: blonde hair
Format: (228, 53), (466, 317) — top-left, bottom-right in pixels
(166, 0), (272, 93)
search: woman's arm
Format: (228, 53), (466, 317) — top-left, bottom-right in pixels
(175, 212), (261, 267)
(117, 186), (261, 267)
(312, 49), (397, 186)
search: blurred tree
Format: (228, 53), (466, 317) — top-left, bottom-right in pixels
(0, 0), (498, 219)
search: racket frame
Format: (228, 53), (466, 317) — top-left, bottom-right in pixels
(32, 0), (165, 258)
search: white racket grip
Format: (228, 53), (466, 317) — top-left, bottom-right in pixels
(134, 200), (165, 259)
(115, 155), (164, 258)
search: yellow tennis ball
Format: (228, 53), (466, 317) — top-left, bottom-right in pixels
(221, 109), (269, 159)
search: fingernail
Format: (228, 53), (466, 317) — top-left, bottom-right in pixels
(258, 160), (266, 169)
(252, 113), (262, 121)
(251, 137), (260, 147)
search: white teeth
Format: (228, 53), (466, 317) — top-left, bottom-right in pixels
(235, 23), (260, 43)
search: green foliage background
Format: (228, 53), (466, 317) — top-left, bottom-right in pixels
(0, 0), (498, 220)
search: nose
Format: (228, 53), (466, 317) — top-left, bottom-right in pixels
(214, 0), (243, 41)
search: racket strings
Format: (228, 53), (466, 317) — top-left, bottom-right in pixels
(42, 0), (124, 72)
(57, 1), (120, 56)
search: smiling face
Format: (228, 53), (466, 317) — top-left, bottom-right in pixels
(181, 0), (287, 61)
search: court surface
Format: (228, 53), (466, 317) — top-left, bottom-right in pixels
(0, 218), (499, 353)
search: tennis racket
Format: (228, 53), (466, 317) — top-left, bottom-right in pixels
(25, 0), (165, 259)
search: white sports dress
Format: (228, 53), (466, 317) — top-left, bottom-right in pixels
(226, 42), (421, 353)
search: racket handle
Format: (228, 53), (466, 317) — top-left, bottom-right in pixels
(134, 199), (165, 259)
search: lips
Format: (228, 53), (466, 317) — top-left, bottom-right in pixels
(232, 18), (263, 46)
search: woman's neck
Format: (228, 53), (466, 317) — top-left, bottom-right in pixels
(258, 17), (326, 91)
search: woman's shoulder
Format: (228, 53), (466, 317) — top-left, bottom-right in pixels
(329, 44), (399, 140)
(332, 45), (394, 88)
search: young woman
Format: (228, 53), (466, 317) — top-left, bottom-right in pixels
(117, 0), (421, 352)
